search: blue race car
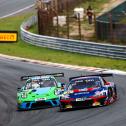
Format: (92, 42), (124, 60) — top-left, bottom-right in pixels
(59, 73), (117, 111)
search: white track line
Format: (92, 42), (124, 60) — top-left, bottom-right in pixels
(0, 4), (34, 19)
(0, 54), (126, 75)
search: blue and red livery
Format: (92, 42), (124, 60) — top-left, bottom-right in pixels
(59, 73), (117, 111)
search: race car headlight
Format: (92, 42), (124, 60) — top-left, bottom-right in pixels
(94, 91), (103, 97)
(94, 91), (107, 97)
(60, 95), (69, 100)
(55, 90), (63, 95)
(21, 93), (27, 98)
(69, 90), (73, 94)
(17, 100), (22, 104)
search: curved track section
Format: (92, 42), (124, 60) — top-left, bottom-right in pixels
(0, 0), (34, 18)
(0, 57), (126, 126)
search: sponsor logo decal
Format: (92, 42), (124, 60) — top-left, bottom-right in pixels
(0, 31), (18, 42)
(35, 98), (46, 101)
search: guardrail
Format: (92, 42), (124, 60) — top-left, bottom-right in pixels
(20, 16), (126, 60)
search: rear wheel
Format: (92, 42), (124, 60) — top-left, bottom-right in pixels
(112, 86), (117, 101)
(104, 88), (116, 105)
(108, 88), (113, 99)
(114, 86), (117, 98)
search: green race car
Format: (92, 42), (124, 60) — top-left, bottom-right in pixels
(17, 73), (64, 110)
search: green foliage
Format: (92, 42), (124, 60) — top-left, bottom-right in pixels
(120, 17), (126, 24)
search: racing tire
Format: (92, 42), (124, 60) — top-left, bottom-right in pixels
(59, 108), (65, 112)
(114, 86), (117, 98)
(59, 104), (65, 112)
(103, 88), (113, 105)
(108, 88), (113, 99)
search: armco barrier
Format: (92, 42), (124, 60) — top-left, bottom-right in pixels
(20, 16), (126, 60)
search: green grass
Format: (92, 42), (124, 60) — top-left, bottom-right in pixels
(29, 23), (38, 33)
(0, 9), (126, 71)
(120, 17), (126, 24)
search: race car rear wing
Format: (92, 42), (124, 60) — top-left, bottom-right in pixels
(20, 73), (64, 81)
(69, 73), (113, 81)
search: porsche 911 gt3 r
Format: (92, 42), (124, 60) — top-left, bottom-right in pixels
(17, 73), (64, 110)
(59, 73), (117, 111)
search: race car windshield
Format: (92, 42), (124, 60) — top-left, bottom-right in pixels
(68, 77), (101, 90)
(25, 77), (57, 89)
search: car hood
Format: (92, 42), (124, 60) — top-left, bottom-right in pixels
(18, 87), (57, 101)
(64, 87), (106, 99)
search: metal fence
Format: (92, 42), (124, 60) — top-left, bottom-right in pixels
(20, 16), (126, 60)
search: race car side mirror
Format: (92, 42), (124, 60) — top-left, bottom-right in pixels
(61, 83), (65, 89)
(17, 87), (21, 91)
(57, 82), (65, 87)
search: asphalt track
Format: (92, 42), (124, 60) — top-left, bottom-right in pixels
(1, 1), (126, 125)
(0, 57), (126, 126)
(0, 0), (34, 18)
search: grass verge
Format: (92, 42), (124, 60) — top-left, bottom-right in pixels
(0, 11), (126, 71)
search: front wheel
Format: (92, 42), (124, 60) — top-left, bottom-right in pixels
(59, 104), (65, 112)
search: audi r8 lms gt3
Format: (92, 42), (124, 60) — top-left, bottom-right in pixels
(59, 73), (117, 111)
(17, 73), (64, 110)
